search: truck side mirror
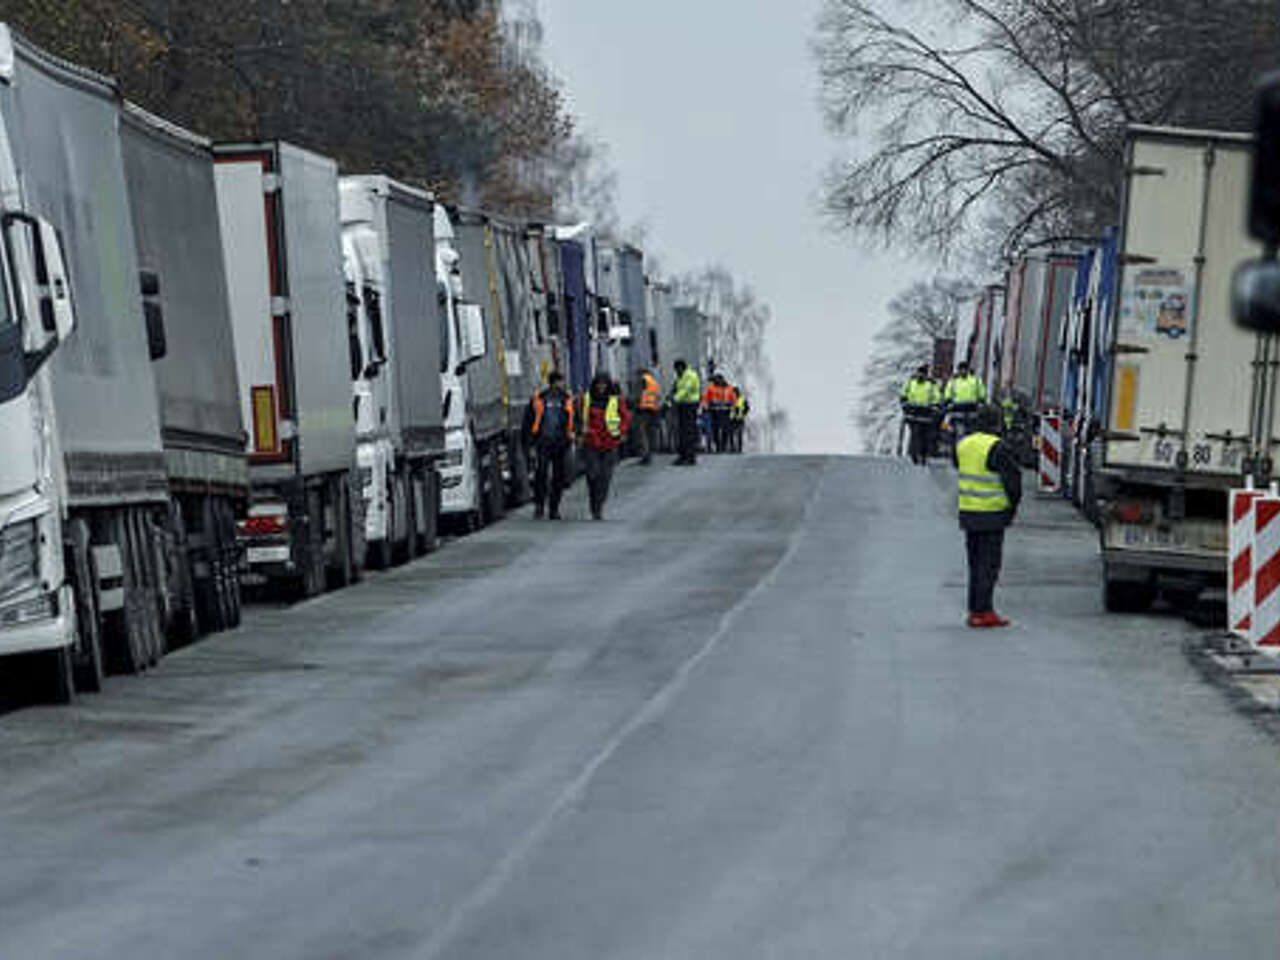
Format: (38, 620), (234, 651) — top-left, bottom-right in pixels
(139, 269), (167, 360)
(36, 218), (75, 343)
(458, 302), (487, 364)
(1, 212), (76, 376)
(1236, 72), (1280, 332)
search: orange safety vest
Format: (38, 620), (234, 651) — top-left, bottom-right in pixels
(531, 390), (574, 437)
(639, 372), (662, 411)
(704, 384), (732, 409)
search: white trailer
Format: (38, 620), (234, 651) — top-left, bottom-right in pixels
(1097, 126), (1264, 610)
(214, 142), (363, 597)
(340, 176), (443, 567)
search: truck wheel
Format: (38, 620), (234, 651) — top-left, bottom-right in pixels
(484, 452), (505, 525)
(66, 519), (104, 693)
(392, 474), (411, 565)
(1103, 577), (1156, 613)
(48, 645), (75, 705)
(419, 471), (439, 555)
(328, 481), (354, 589)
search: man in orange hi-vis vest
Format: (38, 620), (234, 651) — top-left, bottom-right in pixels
(635, 368), (662, 465)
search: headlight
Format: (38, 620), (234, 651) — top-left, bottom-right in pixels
(0, 519), (39, 602)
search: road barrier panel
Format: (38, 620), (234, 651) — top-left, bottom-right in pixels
(1038, 412), (1061, 494)
(1230, 485), (1264, 637)
(1252, 493), (1280, 654)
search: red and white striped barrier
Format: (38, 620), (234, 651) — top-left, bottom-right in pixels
(1038, 412), (1061, 494)
(1230, 487), (1264, 637)
(1253, 494), (1280, 653)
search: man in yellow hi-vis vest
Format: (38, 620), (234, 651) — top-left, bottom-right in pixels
(954, 405), (1021, 628)
(671, 359), (701, 466)
(900, 363), (941, 466)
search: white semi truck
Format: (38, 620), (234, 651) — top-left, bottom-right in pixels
(0, 27), (171, 699)
(434, 205), (488, 528)
(214, 142), (364, 597)
(340, 176), (443, 567)
(1097, 126), (1264, 610)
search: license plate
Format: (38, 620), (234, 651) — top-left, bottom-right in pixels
(1117, 524), (1188, 550)
(247, 545), (291, 565)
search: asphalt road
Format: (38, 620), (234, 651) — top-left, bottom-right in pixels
(2, 456), (1278, 959)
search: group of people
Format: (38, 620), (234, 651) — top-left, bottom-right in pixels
(901, 361), (1021, 628)
(898, 360), (989, 465)
(523, 359), (748, 520)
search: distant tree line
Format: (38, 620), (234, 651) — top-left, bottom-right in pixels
(814, 0), (1280, 450)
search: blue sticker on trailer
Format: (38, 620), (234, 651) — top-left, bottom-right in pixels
(558, 239), (592, 394)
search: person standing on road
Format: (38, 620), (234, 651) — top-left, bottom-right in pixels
(523, 371), (574, 520)
(703, 375), (734, 453)
(954, 405), (1021, 628)
(672, 359), (700, 466)
(944, 360), (987, 439)
(635, 368), (662, 465)
(579, 373), (632, 520)
(730, 385), (749, 453)
(900, 363), (941, 466)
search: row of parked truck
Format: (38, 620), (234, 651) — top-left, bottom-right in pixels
(0, 26), (713, 701)
(955, 124), (1268, 612)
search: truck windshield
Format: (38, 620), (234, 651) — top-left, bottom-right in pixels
(0, 254), (23, 404)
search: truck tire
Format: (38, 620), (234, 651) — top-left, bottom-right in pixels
(66, 519), (104, 693)
(419, 470), (439, 555)
(1103, 577), (1156, 613)
(327, 480), (354, 589)
(392, 473), (411, 565)
(483, 450), (505, 525)
(48, 645), (75, 705)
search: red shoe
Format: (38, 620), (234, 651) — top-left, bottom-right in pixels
(981, 611), (1011, 628)
(966, 612), (986, 628)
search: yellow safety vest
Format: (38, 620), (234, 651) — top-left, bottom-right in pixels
(957, 433), (1011, 514)
(674, 368), (701, 404)
(582, 394), (622, 438)
(946, 375), (986, 404)
(733, 393), (747, 420)
(902, 378), (940, 406)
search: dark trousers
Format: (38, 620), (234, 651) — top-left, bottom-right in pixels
(635, 409), (657, 462)
(907, 420), (934, 465)
(965, 528), (1005, 613)
(676, 403), (699, 462)
(711, 409), (731, 452)
(582, 447), (617, 516)
(533, 441), (568, 513)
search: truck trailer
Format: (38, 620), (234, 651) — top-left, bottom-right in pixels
(121, 104), (249, 644)
(1096, 126), (1263, 610)
(340, 176), (442, 567)
(214, 142), (363, 597)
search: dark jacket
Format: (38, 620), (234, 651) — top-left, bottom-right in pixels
(953, 437), (1022, 531)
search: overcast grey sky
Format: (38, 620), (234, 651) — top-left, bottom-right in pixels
(537, 0), (920, 454)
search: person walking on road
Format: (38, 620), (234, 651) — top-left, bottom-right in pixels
(523, 371), (574, 520)
(672, 359), (700, 466)
(900, 363), (941, 466)
(635, 367), (662, 465)
(579, 373), (631, 520)
(955, 405), (1021, 628)
(944, 360), (987, 438)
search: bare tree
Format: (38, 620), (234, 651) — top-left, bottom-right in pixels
(856, 277), (975, 455)
(814, 0), (1280, 259)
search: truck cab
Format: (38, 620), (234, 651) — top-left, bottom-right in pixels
(434, 205), (486, 525)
